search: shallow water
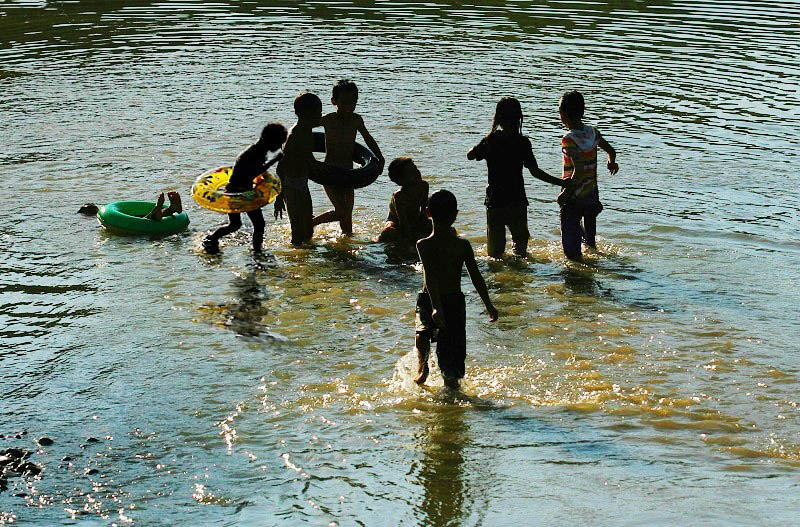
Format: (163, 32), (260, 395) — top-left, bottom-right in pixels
(1, 1), (799, 525)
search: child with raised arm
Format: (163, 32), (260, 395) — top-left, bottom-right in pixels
(312, 79), (385, 235)
(275, 92), (324, 246)
(414, 189), (498, 390)
(378, 157), (431, 244)
(557, 90), (619, 260)
(468, 96), (569, 258)
(202, 123), (287, 254)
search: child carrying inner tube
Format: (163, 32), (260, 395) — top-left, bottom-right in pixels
(202, 123), (288, 255)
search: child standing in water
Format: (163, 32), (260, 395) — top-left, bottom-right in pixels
(202, 123), (287, 254)
(558, 90), (619, 260)
(312, 80), (385, 235)
(415, 189), (498, 390)
(468, 97), (568, 258)
(276, 92), (324, 246)
(378, 157), (431, 244)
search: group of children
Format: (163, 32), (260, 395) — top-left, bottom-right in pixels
(199, 81), (619, 389)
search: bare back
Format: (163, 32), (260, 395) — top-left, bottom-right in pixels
(321, 112), (360, 169)
(417, 233), (470, 296)
(277, 124), (315, 184)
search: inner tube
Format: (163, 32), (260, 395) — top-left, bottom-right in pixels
(97, 201), (190, 234)
(307, 131), (381, 189)
(191, 167), (281, 213)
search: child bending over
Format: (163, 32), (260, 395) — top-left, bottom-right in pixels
(203, 123), (287, 254)
(378, 157), (431, 244)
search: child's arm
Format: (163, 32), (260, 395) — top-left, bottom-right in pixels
(596, 129), (619, 175)
(463, 240), (499, 321)
(356, 116), (385, 169)
(467, 138), (488, 161)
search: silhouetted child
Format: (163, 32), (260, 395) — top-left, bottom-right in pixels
(415, 189), (498, 390)
(203, 123), (287, 254)
(468, 96), (568, 258)
(77, 192), (182, 219)
(312, 80), (385, 235)
(276, 92), (324, 246)
(378, 157), (431, 244)
(557, 90), (619, 260)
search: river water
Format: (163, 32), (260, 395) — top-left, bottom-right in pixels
(1, 1), (799, 525)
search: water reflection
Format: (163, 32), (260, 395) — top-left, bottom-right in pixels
(414, 404), (469, 527)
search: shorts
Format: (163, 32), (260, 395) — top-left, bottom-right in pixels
(415, 290), (467, 380)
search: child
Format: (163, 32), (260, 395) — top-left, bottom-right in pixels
(414, 189), (499, 390)
(77, 192), (182, 219)
(467, 96), (568, 258)
(378, 157), (431, 244)
(275, 92), (324, 246)
(202, 123), (287, 254)
(312, 80), (385, 235)
(557, 90), (619, 260)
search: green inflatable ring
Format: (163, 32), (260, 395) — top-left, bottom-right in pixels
(97, 201), (190, 235)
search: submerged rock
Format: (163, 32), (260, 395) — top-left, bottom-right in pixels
(37, 437), (53, 447)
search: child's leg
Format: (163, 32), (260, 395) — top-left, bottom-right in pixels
(486, 207), (507, 258)
(203, 213), (242, 254)
(414, 332), (431, 385)
(436, 293), (467, 390)
(582, 213), (596, 248)
(162, 191), (183, 216)
(313, 186), (354, 235)
(560, 205), (583, 260)
(146, 193), (166, 221)
(506, 204), (530, 257)
(246, 209), (265, 253)
(285, 187), (314, 246)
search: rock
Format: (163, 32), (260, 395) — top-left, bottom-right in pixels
(20, 463), (40, 477)
(86, 437), (100, 443)
(61, 456), (72, 462)
(0, 449), (29, 460)
(37, 437), (54, 447)
(85, 468), (99, 475)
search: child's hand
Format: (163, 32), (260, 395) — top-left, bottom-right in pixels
(607, 161), (619, 175)
(487, 304), (498, 322)
(432, 309), (446, 329)
(274, 193), (285, 219)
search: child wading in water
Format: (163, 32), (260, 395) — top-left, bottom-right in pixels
(378, 157), (431, 244)
(415, 190), (498, 389)
(276, 92), (324, 246)
(203, 123), (287, 254)
(312, 79), (385, 235)
(558, 90), (619, 260)
(468, 96), (568, 258)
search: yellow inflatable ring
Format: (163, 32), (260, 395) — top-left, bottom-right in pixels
(191, 167), (281, 213)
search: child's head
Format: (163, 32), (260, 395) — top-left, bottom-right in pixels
(427, 189), (458, 226)
(559, 90), (585, 126)
(259, 122), (288, 151)
(388, 156), (421, 186)
(294, 91), (323, 123)
(491, 96), (523, 134)
(331, 79), (358, 113)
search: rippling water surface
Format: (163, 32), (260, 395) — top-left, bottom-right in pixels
(2, 1), (799, 525)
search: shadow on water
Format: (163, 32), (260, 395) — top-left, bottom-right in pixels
(412, 404), (471, 527)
